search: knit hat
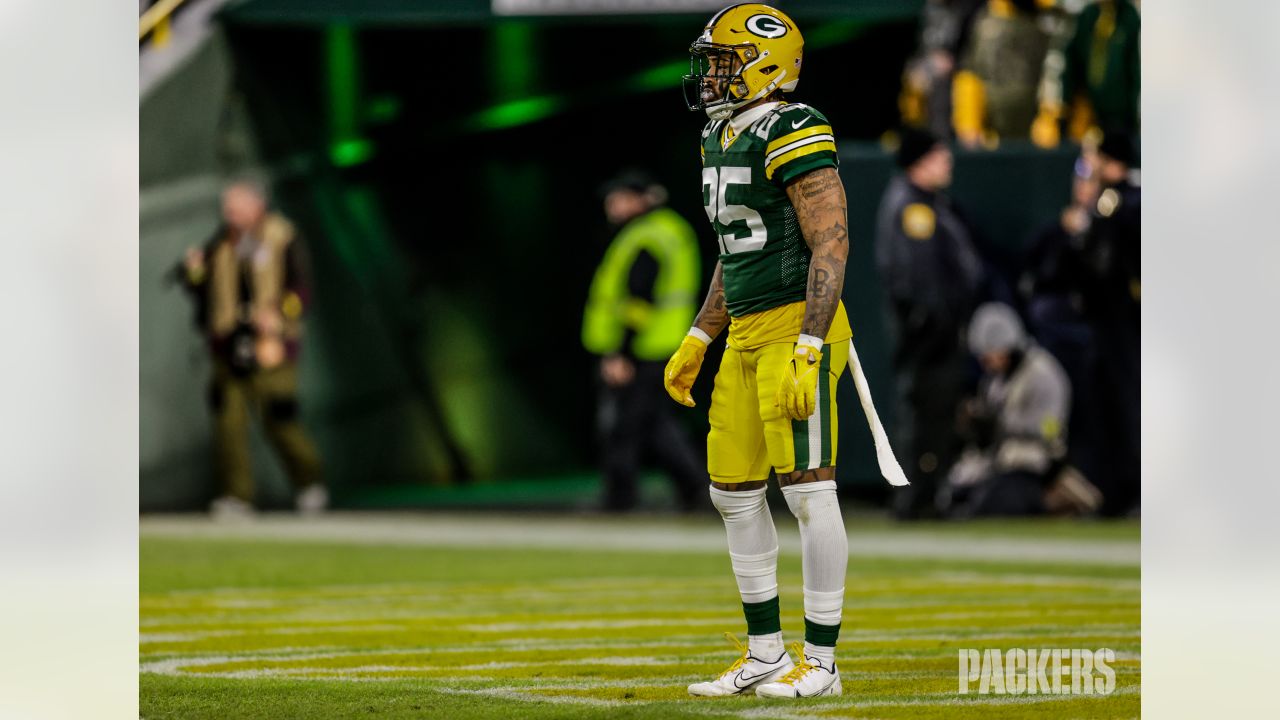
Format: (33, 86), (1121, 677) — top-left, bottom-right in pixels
(1097, 130), (1137, 168)
(895, 128), (943, 169)
(968, 302), (1027, 356)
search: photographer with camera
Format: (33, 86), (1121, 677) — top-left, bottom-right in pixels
(179, 179), (324, 518)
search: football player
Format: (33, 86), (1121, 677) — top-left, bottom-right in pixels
(665, 3), (853, 699)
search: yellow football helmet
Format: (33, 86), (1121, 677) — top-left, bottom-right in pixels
(683, 4), (804, 120)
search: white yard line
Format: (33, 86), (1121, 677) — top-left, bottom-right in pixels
(437, 686), (627, 708)
(141, 512), (1139, 566)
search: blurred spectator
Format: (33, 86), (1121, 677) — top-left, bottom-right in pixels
(944, 303), (1099, 516)
(952, 0), (1052, 148)
(899, 0), (986, 139)
(582, 170), (706, 512)
(1018, 153), (1106, 490)
(1034, 0), (1140, 148)
(876, 130), (985, 519)
(180, 179), (325, 518)
(1079, 130), (1141, 515)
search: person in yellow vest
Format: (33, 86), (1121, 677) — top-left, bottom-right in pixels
(181, 179), (324, 518)
(582, 170), (706, 512)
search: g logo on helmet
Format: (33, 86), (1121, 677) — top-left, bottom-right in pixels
(745, 14), (788, 39)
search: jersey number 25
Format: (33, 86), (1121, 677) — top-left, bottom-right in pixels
(702, 166), (767, 255)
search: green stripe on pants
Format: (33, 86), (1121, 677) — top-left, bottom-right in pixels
(792, 414), (809, 471)
(819, 350), (832, 466)
(790, 350), (832, 471)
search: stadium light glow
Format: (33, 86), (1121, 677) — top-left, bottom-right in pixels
(462, 21), (867, 133)
(330, 138), (375, 167)
(470, 95), (565, 130)
(493, 21), (537, 101)
(326, 24), (375, 167)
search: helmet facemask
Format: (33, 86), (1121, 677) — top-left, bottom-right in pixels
(684, 42), (777, 120)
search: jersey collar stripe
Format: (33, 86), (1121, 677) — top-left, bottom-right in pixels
(764, 140), (837, 179)
(765, 125), (833, 154)
(765, 133), (835, 165)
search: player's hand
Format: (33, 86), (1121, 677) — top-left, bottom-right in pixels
(184, 247), (207, 283)
(776, 342), (823, 420)
(184, 247), (205, 272)
(664, 334), (708, 407)
(600, 354), (635, 388)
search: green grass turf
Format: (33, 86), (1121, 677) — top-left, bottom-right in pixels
(140, 517), (1139, 719)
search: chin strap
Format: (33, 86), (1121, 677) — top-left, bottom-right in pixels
(705, 63), (789, 120)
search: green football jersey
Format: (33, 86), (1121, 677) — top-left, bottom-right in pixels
(699, 102), (839, 317)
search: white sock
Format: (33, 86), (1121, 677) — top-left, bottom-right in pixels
(750, 631), (785, 660)
(782, 480), (848, 654)
(709, 485), (781, 659)
(804, 641), (836, 667)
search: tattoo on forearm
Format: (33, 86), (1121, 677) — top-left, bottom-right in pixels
(693, 261), (729, 339)
(786, 168), (849, 340)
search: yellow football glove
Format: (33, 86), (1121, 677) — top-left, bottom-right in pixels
(776, 342), (823, 421)
(664, 333), (708, 407)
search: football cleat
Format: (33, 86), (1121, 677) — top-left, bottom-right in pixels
(688, 633), (794, 697)
(755, 643), (842, 698)
(209, 495), (255, 521)
(295, 483), (329, 516)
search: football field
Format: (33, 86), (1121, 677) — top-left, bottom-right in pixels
(140, 512), (1140, 719)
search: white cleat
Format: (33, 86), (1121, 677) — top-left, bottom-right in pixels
(688, 633), (795, 697)
(295, 484), (329, 516)
(209, 495), (255, 521)
(755, 643), (843, 698)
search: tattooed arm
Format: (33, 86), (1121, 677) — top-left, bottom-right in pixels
(786, 167), (849, 340)
(692, 261), (730, 340)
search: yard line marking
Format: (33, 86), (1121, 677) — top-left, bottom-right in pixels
(460, 617), (744, 632)
(435, 686), (626, 708)
(141, 513), (1139, 566)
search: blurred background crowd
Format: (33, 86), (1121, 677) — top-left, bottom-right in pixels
(140, 0), (1139, 520)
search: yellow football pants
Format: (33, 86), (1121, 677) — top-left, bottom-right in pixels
(707, 340), (849, 483)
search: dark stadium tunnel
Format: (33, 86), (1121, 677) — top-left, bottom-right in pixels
(204, 12), (917, 498)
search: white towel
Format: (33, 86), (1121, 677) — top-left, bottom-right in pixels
(848, 339), (910, 486)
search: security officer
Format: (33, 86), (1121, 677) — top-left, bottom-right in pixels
(1079, 130), (1140, 515)
(582, 170), (706, 512)
(181, 179), (324, 518)
(876, 130), (986, 519)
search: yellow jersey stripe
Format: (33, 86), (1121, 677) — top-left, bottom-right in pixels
(764, 133), (835, 165)
(764, 140), (837, 179)
(765, 124), (833, 154)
